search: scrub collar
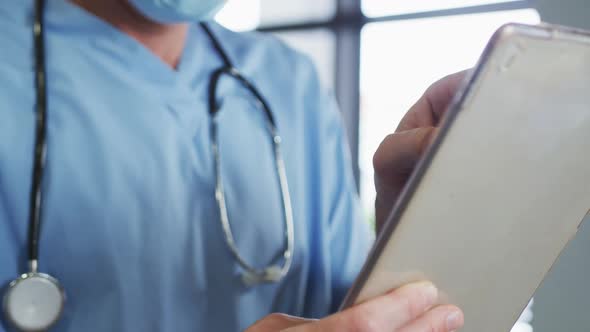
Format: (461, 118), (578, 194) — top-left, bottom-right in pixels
(43, 0), (209, 92)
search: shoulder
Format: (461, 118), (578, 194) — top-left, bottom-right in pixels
(204, 23), (320, 92)
(200, 23), (328, 123)
(200, 23), (331, 143)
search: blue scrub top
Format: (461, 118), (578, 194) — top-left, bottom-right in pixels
(0, 1), (374, 330)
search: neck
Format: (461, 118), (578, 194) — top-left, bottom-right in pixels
(71, 0), (189, 69)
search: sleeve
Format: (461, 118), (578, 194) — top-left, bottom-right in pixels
(321, 93), (375, 312)
(218, 26), (376, 316)
(299, 56), (376, 313)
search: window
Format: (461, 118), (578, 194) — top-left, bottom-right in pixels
(215, 0), (261, 31)
(358, 8), (541, 224)
(258, 0), (336, 26)
(216, 1), (336, 91)
(359, 7), (539, 332)
(216, 0), (336, 30)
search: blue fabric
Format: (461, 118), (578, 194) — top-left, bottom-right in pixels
(0, 1), (374, 331)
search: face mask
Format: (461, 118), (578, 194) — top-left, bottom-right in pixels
(128, 0), (228, 23)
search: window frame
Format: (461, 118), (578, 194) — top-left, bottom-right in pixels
(258, 0), (533, 191)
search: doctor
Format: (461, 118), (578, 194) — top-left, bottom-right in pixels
(0, 0), (465, 331)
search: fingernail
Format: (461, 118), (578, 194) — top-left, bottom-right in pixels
(446, 310), (464, 331)
(422, 282), (439, 306)
(408, 282), (438, 307)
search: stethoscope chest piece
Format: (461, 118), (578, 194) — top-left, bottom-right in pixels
(3, 273), (65, 331)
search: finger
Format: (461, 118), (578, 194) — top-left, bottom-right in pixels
(373, 127), (438, 230)
(292, 282), (439, 332)
(245, 313), (313, 332)
(397, 305), (464, 332)
(397, 70), (468, 131)
(373, 127), (437, 184)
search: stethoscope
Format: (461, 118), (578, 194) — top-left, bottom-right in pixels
(2, 0), (294, 330)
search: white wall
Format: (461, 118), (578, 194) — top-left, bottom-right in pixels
(529, 2), (590, 331)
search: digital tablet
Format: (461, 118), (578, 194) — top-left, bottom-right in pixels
(341, 23), (590, 332)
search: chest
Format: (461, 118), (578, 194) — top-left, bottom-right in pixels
(0, 62), (309, 291)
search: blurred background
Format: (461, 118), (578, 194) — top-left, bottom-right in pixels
(215, 1), (590, 331)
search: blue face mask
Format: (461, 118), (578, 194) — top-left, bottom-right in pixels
(128, 0), (227, 23)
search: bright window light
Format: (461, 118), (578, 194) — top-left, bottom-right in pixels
(216, 0), (336, 30)
(258, 0), (336, 26)
(215, 0), (261, 32)
(359, 8), (540, 220)
(511, 299), (534, 332)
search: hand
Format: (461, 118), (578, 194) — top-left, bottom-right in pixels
(245, 282), (463, 332)
(373, 71), (468, 232)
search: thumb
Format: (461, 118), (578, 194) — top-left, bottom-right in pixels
(244, 313), (314, 332)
